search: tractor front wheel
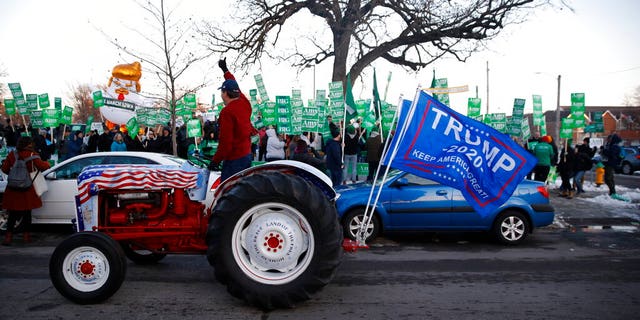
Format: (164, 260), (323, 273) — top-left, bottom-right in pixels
(49, 232), (127, 304)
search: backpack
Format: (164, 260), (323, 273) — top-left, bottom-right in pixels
(6, 150), (40, 191)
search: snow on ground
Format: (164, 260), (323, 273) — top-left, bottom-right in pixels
(549, 178), (640, 221)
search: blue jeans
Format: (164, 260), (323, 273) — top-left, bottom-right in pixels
(343, 154), (358, 183)
(574, 170), (586, 193)
(221, 154), (252, 181)
(329, 168), (343, 187)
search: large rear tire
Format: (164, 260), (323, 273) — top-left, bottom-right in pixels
(206, 171), (342, 310)
(49, 232), (127, 304)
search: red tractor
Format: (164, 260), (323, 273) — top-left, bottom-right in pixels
(48, 161), (343, 310)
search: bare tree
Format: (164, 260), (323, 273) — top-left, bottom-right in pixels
(199, 0), (559, 87)
(98, 0), (214, 155)
(0, 63), (8, 98)
(68, 84), (103, 124)
(623, 85), (640, 106)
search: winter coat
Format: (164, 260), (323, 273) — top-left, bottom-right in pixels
(265, 128), (285, 160)
(603, 134), (623, 168)
(575, 145), (593, 171)
(533, 142), (555, 167)
(211, 71), (256, 163)
(343, 132), (360, 156)
(325, 138), (343, 171)
(111, 140), (127, 152)
(1, 149), (51, 211)
(365, 132), (383, 162)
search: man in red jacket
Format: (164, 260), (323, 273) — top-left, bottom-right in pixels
(210, 58), (256, 181)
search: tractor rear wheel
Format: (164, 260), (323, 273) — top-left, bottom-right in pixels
(206, 171), (342, 310)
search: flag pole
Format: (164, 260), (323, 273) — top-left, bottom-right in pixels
(357, 89), (419, 246)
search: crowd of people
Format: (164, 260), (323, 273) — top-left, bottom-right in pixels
(524, 132), (625, 200)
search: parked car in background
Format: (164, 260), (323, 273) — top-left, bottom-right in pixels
(336, 170), (555, 245)
(618, 146), (640, 175)
(0, 152), (200, 231)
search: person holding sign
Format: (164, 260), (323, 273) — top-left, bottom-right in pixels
(210, 58), (256, 181)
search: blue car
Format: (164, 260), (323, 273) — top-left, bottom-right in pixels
(336, 170), (555, 245)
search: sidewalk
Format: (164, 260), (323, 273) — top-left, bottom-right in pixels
(548, 179), (640, 230)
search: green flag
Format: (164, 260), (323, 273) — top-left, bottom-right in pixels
(344, 73), (358, 123)
(372, 69), (382, 119)
(85, 116), (94, 133)
(126, 117), (139, 139)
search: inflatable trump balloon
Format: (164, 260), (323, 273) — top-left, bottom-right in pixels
(100, 61), (144, 124)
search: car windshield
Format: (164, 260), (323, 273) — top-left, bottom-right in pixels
(159, 154), (188, 165)
(375, 169), (403, 183)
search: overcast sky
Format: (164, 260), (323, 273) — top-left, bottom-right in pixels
(1, 0), (639, 116)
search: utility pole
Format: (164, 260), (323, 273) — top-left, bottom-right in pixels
(555, 74), (561, 140)
(486, 61), (490, 114)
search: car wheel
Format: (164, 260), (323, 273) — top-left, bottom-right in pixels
(206, 171), (343, 310)
(120, 242), (167, 265)
(49, 232), (127, 304)
(342, 208), (380, 242)
(0, 210), (24, 232)
(492, 210), (530, 245)
(621, 162), (632, 175)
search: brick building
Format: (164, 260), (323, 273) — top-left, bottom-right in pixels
(537, 106), (640, 146)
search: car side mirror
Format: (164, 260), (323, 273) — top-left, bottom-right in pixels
(45, 171), (56, 180)
(393, 177), (409, 187)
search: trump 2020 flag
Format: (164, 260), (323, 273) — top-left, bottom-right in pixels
(383, 90), (537, 216)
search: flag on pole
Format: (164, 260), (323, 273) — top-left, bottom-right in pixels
(382, 90), (537, 216)
(372, 69), (382, 119)
(344, 73), (358, 123)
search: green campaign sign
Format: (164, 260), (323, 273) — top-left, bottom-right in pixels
(4, 99), (16, 115)
(92, 91), (104, 107)
(30, 110), (44, 128)
(43, 108), (60, 127)
(254, 74), (270, 102)
(8, 83), (23, 99)
(184, 93), (197, 109)
(25, 94), (38, 111)
(467, 98), (481, 117)
(489, 113), (507, 133)
(512, 98), (525, 119)
(532, 95), (543, 126)
(433, 78), (450, 106)
(301, 106), (319, 132)
(261, 102), (277, 126)
(187, 118), (202, 138)
(15, 96), (28, 115)
(55, 97), (62, 109)
(560, 117), (574, 139)
(275, 96), (292, 134)
(38, 93), (50, 108)
(61, 106), (73, 125)
(570, 93), (585, 128)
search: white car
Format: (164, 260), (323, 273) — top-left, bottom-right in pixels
(0, 152), (207, 230)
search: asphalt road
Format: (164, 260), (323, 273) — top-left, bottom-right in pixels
(0, 175), (639, 320)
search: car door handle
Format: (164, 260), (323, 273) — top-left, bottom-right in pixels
(436, 190), (448, 196)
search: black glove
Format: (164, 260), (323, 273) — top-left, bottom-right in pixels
(218, 58), (228, 73)
(208, 161), (221, 171)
